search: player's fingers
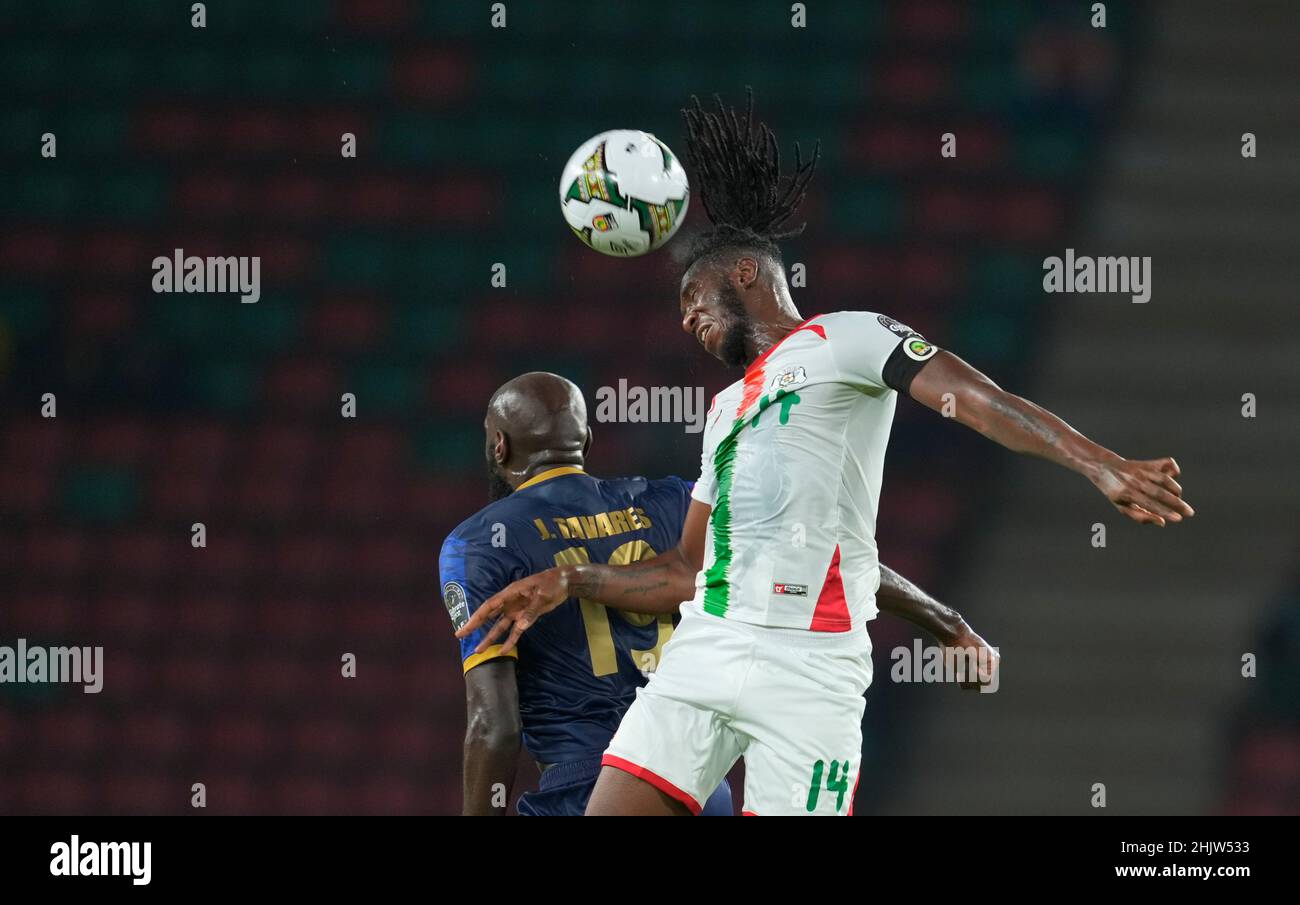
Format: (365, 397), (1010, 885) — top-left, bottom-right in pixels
(498, 617), (529, 657)
(455, 598), (499, 638)
(498, 597), (547, 656)
(1142, 470), (1193, 515)
(1160, 487), (1193, 517)
(977, 652), (998, 681)
(475, 615), (513, 653)
(1138, 494), (1180, 522)
(1138, 483), (1188, 521)
(1148, 485), (1193, 520)
(1118, 502), (1164, 527)
(457, 581), (535, 639)
(1118, 484), (1177, 521)
(1148, 470), (1184, 497)
(1155, 457), (1180, 477)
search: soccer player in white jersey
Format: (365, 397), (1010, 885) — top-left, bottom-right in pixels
(459, 92), (1194, 815)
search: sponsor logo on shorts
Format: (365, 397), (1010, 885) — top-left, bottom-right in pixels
(442, 581), (469, 631)
(772, 582), (808, 596)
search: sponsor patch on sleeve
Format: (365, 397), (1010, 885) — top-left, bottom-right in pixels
(877, 314), (916, 337)
(882, 333), (942, 392)
(903, 337), (937, 362)
(442, 581), (469, 631)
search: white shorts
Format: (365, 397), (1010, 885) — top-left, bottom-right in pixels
(602, 603), (873, 816)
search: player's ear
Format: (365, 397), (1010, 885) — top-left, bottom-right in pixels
(733, 255), (760, 290)
(582, 426), (593, 459)
(492, 429), (509, 466)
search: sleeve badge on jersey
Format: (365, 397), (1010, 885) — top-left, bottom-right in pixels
(877, 314), (916, 336)
(442, 581), (469, 631)
(769, 365), (808, 393)
(903, 337), (938, 362)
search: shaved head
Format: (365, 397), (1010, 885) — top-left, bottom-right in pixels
(484, 372), (590, 499)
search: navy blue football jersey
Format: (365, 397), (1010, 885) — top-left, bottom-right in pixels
(439, 466), (693, 765)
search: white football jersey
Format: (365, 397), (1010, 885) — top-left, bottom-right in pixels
(688, 310), (939, 632)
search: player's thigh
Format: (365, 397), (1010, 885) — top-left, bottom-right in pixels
(738, 645), (870, 816)
(586, 765), (692, 816)
(600, 686), (743, 815)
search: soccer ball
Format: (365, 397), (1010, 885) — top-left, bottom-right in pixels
(559, 130), (690, 256)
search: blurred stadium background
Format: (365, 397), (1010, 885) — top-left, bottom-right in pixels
(0, 0), (1295, 815)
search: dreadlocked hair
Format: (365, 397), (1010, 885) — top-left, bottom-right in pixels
(679, 88), (820, 268)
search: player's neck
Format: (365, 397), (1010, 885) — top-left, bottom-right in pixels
(510, 459), (585, 490)
(747, 312), (806, 363)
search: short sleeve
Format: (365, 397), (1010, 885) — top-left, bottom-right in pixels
(825, 311), (941, 394)
(438, 531), (523, 674)
(653, 476), (696, 525)
(691, 443), (718, 506)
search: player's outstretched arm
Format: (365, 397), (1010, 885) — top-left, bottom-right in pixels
(461, 659), (521, 815)
(456, 500), (712, 655)
(877, 564), (998, 689)
(877, 564), (967, 644)
(909, 351), (1194, 527)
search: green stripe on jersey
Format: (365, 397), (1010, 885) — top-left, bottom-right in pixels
(702, 421), (739, 616)
(703, 390), (793, 617)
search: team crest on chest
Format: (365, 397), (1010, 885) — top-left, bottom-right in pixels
(769, 365), (807, 393)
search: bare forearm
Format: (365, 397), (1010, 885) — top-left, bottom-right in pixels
(877, 564), (966, 645)
(915, 352), (1119, 481)
(461, 661), (520, 816)
(561, 549), (696, 614)
(462, 726), (518, 815)
(962, 385), (1118, 479)
(908, 351), (1193, 527)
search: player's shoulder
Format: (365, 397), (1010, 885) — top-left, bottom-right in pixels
(600, 474), (694, 533)
(709, 376), (747, 409)
(597, 473), (692, 505)
(439, 497), (525, 561)
(816, 309), (920, 339)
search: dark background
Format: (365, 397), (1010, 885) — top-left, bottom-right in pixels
(1, 0), (1296, 815)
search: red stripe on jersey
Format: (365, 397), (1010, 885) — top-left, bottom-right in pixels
(744, 318), (826, 378)
(809, 544), (852, 632)
(737, 365), (766, 418)
(737, 318), (826, 418)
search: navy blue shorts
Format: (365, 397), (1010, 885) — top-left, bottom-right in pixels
(518, 756), (733, 816)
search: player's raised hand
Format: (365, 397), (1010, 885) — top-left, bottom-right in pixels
(1088, 456), (1194, 527)
(945, 625), (1000, 691)
(456, 567), (571, 655)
